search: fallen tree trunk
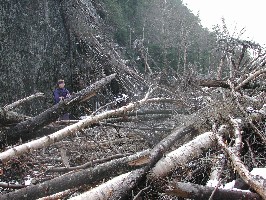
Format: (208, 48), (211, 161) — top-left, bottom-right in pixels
(198, 79), (262, 89)
(0, 150), (149, 200)
(47, 153), (132, 173)
(102, 123), (173, 132)
(3, 92), (45, 111)
(198, 80), (230, 88)
(166, 181), (262, 200)
(37, 189), (77, 200)
(149, 131), (218, 179)
(0, 108), (28, 126)
(104, 126), (197, 199)
(70, 168), (146, 200)
(3, 74), (116, 144)
(235, 67), (266, 90)
(0, 88), (154, 163)
(105, 114), (172, 123)
(68, 171), (136, 200)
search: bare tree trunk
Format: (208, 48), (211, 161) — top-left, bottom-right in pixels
(217, 55), (225, 79)
(0, 108), (28, 126)
(166, 181), (262, 200)
(149, 131), (217, 179)
(68, 170), (141, 200)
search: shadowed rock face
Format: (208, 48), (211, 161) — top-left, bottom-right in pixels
(0, 0), (109, 114)
(0, 0), (70, 106)
(0, 0), (142, 116)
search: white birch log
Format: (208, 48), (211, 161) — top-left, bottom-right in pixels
(4, 92), (45, 111)
(69, 172), (132, 200)
(150, 131), (216, 179)
(235, 68), (266, 90)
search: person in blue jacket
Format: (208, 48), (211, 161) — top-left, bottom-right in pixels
(53, 79), (71, 120)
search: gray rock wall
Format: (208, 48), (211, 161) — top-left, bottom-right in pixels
(0, 0), (70, 106)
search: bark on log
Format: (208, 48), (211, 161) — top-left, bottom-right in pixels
(198, 79), (263, 90)
(0, 108), (28, 126)
(0, 150), (149, 200)
(102, 123), (173, 132)
(235, 68), (266, 90)
(37, 189), (77, 200)
(47, 153), (132, 173)
(4, 74), (116, 144)
(206, 153), (225, 187)
(166, 181), (262, 200)
(149, 131), (217, 179)
(69, 168), (145, 200)
(198, 80), (230, 88)
(105, 114), (172, 123)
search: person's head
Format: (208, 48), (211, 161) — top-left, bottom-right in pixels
(57, 79), (65, 88)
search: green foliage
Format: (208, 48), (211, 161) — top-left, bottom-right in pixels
(102, 0), (147, 45)
(102, 0), (219, 75)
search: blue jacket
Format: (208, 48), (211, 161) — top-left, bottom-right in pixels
(53, 88), (70, 104)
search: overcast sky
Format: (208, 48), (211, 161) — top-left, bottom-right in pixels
(182, 0), (266, 46)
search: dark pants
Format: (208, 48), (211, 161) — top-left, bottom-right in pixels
(59, 113), (69, 120)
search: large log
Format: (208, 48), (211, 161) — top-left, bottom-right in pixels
(3, 74), (116, 144)
(0, 108), (28, 126)
(149, 131), (218, 179)
(69, 169), (144, 200)
(166, 181), (262, 200)
(104, 126), (197, 199)
(0, 150), (149, 200)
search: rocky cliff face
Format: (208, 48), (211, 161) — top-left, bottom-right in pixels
(0, 0), (70, 103)
(0, 0), (128, 114)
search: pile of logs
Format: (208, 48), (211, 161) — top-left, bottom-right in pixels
(0, 66), (265, 199)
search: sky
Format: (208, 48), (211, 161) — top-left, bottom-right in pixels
(182, 0), (266, 46)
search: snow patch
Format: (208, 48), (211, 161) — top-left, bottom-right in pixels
(206, 180), (220, 187)
(24, 175), (33, 186)
(251, 168), (266, 179)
